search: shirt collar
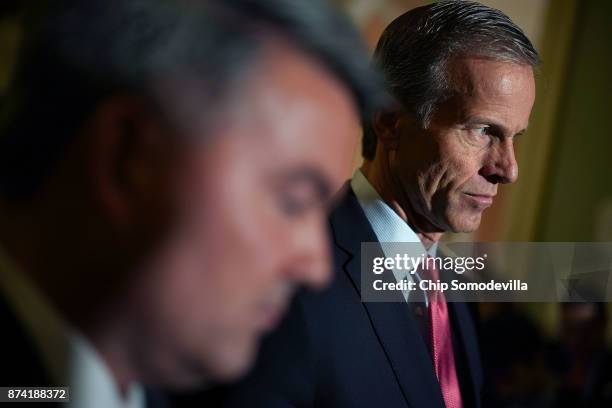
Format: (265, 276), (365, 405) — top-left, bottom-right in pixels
(351, 170), (438, 304)
(0, 245), (144, 408)
(351, 169), (437, 257)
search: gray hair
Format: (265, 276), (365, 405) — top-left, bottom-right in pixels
(362, 0), (540, 160)
(0, 0), (385, 199)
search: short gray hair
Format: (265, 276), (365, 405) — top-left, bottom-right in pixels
(362, 0), (540, 160)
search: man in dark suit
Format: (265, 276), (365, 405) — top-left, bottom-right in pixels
(0, 0), (381, 406)
(203, 2), (540, 407)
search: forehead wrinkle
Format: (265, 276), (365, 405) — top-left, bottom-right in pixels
(449, 57), (527, 99)
(446, 57), (534, 134)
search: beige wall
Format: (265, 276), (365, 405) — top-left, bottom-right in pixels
(341, 0), (549, 49)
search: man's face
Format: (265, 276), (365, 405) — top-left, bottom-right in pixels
(392, 57), (535, 233)
(130, 47), (359, 386)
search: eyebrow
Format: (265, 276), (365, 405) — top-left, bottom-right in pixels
(464, 116), (528, 136)
(280, 167), (332, 201)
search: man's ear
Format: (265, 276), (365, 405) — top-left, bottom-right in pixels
(84, 95), (178, 229)
(372, 110), (402, 151)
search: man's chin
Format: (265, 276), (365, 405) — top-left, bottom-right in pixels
(211, 359), (255, 383)
(162, 337), (258, 390)
(449, 213), (482, 233)
(206, 338), (259, 383)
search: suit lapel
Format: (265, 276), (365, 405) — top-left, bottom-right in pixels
(330, 187), (445, 408)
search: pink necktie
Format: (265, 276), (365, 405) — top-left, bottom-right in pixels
(421, 259), (463, 408)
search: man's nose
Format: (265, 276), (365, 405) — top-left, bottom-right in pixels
(480, 138), (518, 184)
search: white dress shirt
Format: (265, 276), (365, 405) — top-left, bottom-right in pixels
(351, 169), (437, 305)
(0, 246), (145, 408)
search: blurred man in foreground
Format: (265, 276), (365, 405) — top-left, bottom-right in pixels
(211, 1), (539, 407)
(0, 0), (381, 406)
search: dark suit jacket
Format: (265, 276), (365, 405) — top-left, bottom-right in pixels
(0, 294), (169, 408)
(186, 186), (482, 408)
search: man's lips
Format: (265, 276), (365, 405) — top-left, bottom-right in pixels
(463, 192), (495, 207)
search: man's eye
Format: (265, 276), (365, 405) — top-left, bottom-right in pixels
(278, 193), (310, 216)
(280, 198), (303, 216)
(474, 126), (490, 136)
(466, 126), (492, 147)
